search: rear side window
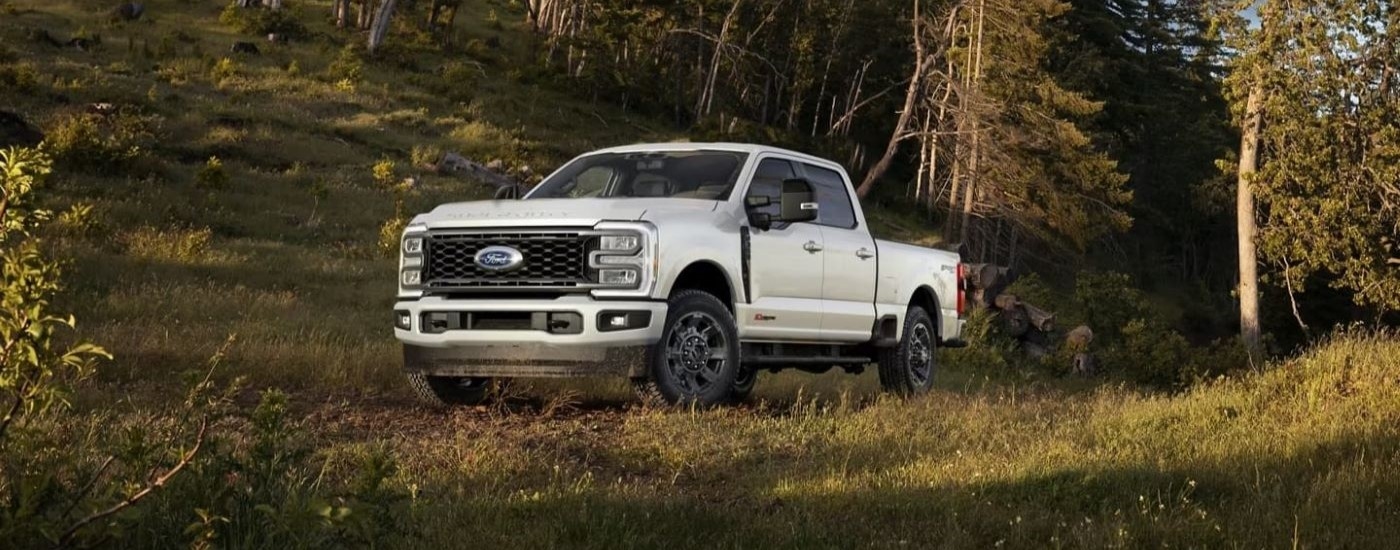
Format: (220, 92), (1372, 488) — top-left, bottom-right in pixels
(745, 158), (797, 217)
(803, 164), (857, 229)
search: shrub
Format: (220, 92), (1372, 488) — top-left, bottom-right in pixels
(327, 45), (364, 83)
(378, 214), (407, 258)
(210, 56), (238, 83)
(0, 62), (40, 93)
(219, 3), (309, 39)
(45, 110), (158, 175)
(121, 226), (213, 263)
(196, 156), (228, 190)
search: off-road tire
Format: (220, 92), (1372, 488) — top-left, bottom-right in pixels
(877, 306), (937, 396)
(406, 373), (495, 406)
(632, 290), (741, 407)
(727, 367), (758, 403)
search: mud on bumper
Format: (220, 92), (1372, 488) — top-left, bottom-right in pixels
(394, 296), (666, 378)
(402, 343), (650, 378)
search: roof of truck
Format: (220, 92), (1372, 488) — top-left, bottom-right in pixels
(589, 142), (841, 169)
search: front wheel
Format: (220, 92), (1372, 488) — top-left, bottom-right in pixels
(632, 290), (741, 407)
(406, 373), (497, 406)
(877, 306), (937, 396)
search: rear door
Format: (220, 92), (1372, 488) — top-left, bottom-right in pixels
(738, 157), (826, 341)
(799, 162), (879, 342)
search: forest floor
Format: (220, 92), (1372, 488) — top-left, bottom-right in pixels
(4, 0), (1400, 547)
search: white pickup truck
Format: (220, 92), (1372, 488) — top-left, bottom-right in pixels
(394, 143), (966, 406)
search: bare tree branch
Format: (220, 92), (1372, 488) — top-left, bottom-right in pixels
(55, 420), (208, 549)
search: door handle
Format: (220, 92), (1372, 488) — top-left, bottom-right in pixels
(803, 241), (823, 253)
(856, 248), (875, 259)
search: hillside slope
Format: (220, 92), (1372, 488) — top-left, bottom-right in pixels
(3, 1), (1399, 548)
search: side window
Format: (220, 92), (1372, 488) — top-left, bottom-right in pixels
(744, 158), (796, 217)
(803, 164), (857, 229)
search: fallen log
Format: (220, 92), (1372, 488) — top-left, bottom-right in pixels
(964, 266), (1095, 375)
(435, 152), (529, 198)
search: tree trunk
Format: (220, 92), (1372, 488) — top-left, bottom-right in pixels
(367, 0), (398, 53)
(958, 0), (986, 245)
(1236, 85), (1264, 351)
(334, 0), (351, 28)
(858, 0), (925, 198)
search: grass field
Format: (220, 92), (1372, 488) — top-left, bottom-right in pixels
(4, 0), (1400, 547)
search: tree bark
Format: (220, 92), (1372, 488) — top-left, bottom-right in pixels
(958, 0), (986, 245)
(367, 0), (398, 53)
(857, 0), (925, 198)
(1236, 85), (1264, 351)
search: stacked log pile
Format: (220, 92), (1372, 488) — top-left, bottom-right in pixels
(962, 263), (1096, 374)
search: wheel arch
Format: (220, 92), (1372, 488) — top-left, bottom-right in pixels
(665, 260), (737, 311)
(908, 285), (942, 339)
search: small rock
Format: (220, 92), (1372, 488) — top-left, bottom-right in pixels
(485, 158), (504, 172)
(231, 41), (260, 55)
(110, 2), (144, 22)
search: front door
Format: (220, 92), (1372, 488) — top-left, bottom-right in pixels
(737, 158), (825, 341)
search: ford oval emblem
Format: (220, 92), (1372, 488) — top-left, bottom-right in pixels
(474, 245), (524, 272)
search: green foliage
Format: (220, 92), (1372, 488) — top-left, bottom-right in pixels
(1222, 0), (1400, 313)
(146, 391), (415, 548)
(219, 2), (309, 39)
(45, 110), (158, 176)
(326, 45), (365, 83)
(1004, 271), (1250, 387)
(0, 147), (109, 418)
(0, 62), (40, 94)
(196, 156), (228, 190)
(210, 56), (239, 83)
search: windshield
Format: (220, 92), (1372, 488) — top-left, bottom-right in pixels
(527, 151), (749, 201)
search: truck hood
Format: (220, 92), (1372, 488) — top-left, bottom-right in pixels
(413, 198), (719, 228)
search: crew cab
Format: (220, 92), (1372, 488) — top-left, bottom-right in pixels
(394, 143), (966, 406)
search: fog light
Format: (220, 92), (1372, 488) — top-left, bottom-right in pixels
(401, 270), (421, 286)
(597, 311), (652, 332)
(598, 269), (637, 286)
(395, 310), (412, 330)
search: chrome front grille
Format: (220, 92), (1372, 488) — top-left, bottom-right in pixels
(424, 231), (589, 290)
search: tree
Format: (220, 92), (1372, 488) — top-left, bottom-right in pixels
(1222, 0), (1400, 335)
(367, 0), (398, 53)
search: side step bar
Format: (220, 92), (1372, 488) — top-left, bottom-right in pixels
(743, 355), (872, 365)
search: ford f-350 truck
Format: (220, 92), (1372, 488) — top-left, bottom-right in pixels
(394, 143), (966, 406)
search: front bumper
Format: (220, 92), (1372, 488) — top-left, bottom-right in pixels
(394, 295), (667, 378)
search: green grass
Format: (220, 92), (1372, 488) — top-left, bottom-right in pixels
(3, 0), (1398, 547)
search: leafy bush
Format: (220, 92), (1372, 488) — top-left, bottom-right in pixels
(1002, 271), (1251, 387)
(210, 56), (239, 84)
(326, 45), (365, 83)
(121, 226), (213, 263)
(45, 110), (158, 176)
(0, 62), (40, 93)
(143, 391), (416, 548)
(196, 156), (228, 190)
(219, 3), (309, 39)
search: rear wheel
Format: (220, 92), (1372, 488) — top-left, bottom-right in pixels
(406, 373), (496, 406)
(877, 306), (937, 396)
(632, 290), (740, 407)
(727, 367), (758, 403)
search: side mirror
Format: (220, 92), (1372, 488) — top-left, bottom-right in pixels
(494, 184), (525, 200)
(778, 178), (818, 223)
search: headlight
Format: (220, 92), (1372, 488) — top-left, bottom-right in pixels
(399, 226), (427, 298)
(598, 235), (639, 252)
(590, 223), (657, 298)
